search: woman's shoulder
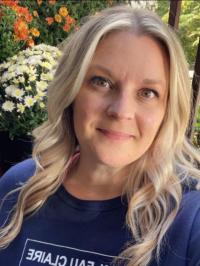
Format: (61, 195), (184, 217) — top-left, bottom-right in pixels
(0, 158), (36, 199)
(0, 159), (36, 227)
(181, 179), (200, 211)
(176, 179), (200, 228)
(162, 186), (200, 265)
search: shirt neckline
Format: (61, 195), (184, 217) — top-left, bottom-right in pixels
(57, 185), (127, 211)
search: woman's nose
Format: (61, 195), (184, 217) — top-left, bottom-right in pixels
(106, 93), (135, 120)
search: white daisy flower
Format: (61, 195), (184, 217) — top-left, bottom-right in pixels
(17, 103), (25, 113)
(36, 81), (48, 91)
(18, 76), (25, 83)
(39, 61), (52, 69)
(29, 75), (37, 81)
(25, 85), (32, 91)
(41, 73), (53, 81)
(24, 96), (36, 107)
(12, 88), (25, 99)
(5, 85), (17, 96)
(27, 55), (42, 65)
(2, 101), (15, 112)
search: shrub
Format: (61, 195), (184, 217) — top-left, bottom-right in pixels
(0, 44), (62, 139)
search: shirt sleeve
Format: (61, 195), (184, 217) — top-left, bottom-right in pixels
(187, 205), (200, 266)
(0, 159), (36, 227)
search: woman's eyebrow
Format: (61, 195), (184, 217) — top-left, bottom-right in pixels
(142, 78), (165, 86)
(89, 64), (114, 78)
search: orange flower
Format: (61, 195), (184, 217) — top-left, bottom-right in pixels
(54, 14), (62, 23)
(14, 18), (29, 40)
(30, 27), (40, 37)
(63, 23), (70, 32)
(49, 0), (56, 4)
(25, 13), (33, 22)
(58, 7), (68, 17)
(0, 0), (18, 7)
(46, 17), (54, 25)
(66, 15), (75, 25)
(13, 6), (33, 22)
(33, 10), (39, 17)
(37, 0), (42, 5)
(26, 38), (35, 47)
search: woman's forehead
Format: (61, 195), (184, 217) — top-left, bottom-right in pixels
(88, 31), (169, 89)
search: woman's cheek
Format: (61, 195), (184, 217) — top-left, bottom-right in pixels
(140, 110), (165, 133)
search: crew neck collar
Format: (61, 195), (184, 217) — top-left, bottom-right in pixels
(57, 185), (127, 211)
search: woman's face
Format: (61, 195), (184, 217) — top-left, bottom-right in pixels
(73, 31), (169, 169)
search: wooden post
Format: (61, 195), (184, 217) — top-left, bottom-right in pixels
(167, 0), (200, 141)
(168, 0), (182, 29)
(187, 38), (200, 138)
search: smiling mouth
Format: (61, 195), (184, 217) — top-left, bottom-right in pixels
(97, 128), (133, 140)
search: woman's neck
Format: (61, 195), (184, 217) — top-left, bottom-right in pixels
(63, 154), (131, 200)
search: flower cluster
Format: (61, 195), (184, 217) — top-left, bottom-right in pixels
(45, 5), (75, 32)
(35, 0), (76, 34)
(0, 44), (62, 139)
(0, 0), (40, 45)
(0, 0), (113, 63)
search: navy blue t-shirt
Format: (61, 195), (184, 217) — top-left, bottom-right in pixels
(0, 159), (200, 266)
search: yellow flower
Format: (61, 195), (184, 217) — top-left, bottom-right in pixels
(30, 28), (40, 37)
(17, 103), (25, 113)
(2, 101), (15, 112)
(39, 102), (45, 108)
(54, 14), (62, 23)
(59, 7), (68, 17)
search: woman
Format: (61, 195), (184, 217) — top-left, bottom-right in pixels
(0, 5), (200, 266)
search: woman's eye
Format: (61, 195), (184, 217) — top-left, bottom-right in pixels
(139, 88), (159, 99)
(90, 76), (112, 89)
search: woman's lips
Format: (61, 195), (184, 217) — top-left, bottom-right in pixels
(97, 128), (133, 140)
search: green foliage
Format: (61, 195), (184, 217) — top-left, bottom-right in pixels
(178, 1), (200, 67)
(156, 0), (200, 67)
(156, 0), (169, 18)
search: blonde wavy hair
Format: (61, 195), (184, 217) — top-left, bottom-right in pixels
(1, 5), (200, 266)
